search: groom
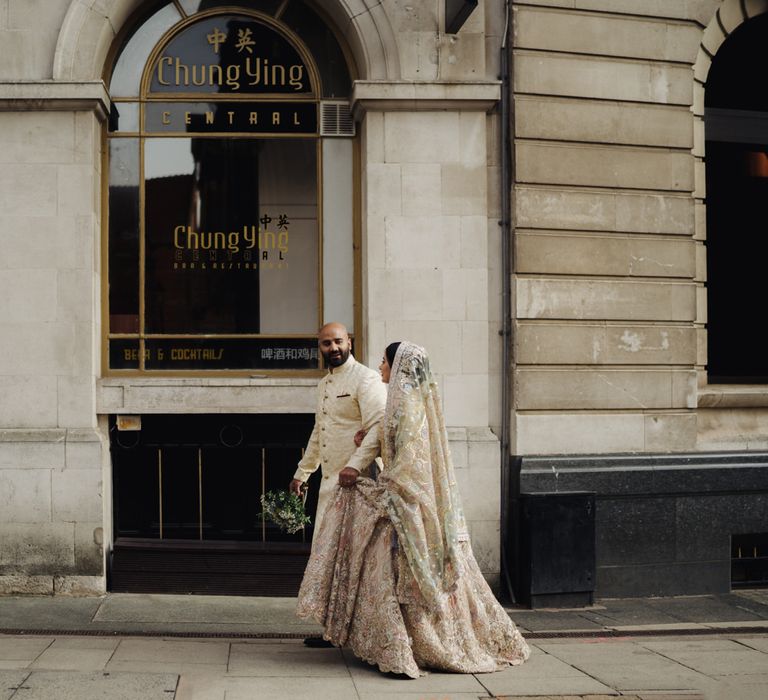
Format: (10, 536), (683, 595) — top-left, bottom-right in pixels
(291, 322), (385, 648)
(290, 321), (385, 539)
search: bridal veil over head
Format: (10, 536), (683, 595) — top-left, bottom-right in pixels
(381, 342), (469, 608)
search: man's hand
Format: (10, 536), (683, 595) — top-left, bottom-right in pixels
(353, 429), (368, 447)
(338, 467), (359, 488)
(289, 479), (304, 496)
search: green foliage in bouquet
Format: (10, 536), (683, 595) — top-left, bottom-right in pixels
(260, 489), (311, 534)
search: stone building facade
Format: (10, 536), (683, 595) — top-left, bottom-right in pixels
(0, 0), (766, 599)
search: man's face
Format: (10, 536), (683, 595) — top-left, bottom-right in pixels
(318, 326), (351, 367)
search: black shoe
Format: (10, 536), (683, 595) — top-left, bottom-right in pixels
(303, 636), (334, 648)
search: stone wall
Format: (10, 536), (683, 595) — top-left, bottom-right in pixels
(358, 0), (505, 583)
(0, 98), (106, 593)
(0, 0), (507, 593)
(0, 0), (71, 80)
(510, 0), (720, 455)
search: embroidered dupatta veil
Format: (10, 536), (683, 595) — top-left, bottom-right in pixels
(379, 342), (468, 608)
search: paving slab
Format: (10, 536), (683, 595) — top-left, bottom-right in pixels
(16, 670), (178, 700)
(0, 596), (102, 630)
(478, 673), (618, 696)
(644, 596), (766, 623)
(734, 589), (768, 605)
(0, 637), (52, 668)
(640, 638), (768, 677)
(0, 670), (30, 700)
(356, 694), (490, 700)
(611, 623), (708, 633)
(579, 600), (684, 628)
(536, 641), (711, 692)
(29, 646), (116, 672)
(92, 593), (320, 633)
(491, 646), (596, 680)
(227, 641), (348, 677)
(703, 678), (768, 700)
(343, 651), (488, 694)
(705, 620), (768, 629)
(105, 638), (230, 675)
(734, 635), (768, 652)
(175, 674), (360, 700)
(110, 638), (230, 664)
(506, 610), (604, 633)
(632, 694), (704, 699)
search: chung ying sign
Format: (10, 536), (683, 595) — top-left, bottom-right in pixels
(149, 15), (314, 96)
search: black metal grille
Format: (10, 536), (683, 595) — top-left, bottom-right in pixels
(732, 533), (768, 587)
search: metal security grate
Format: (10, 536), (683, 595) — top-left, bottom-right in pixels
(320, 101), (354, 136)
(732, 533), (768, 587)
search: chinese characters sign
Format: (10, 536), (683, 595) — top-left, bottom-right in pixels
(149, 16), (313, 95)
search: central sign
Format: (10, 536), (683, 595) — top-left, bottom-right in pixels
(145, 101), (317, 133)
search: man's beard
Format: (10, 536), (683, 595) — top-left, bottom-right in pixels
(322, 347), (350, 367)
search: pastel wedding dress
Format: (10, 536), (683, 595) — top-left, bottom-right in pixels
(297, 342), (530, 678)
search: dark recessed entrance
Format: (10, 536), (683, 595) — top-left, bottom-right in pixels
(109, 413), (316, 595)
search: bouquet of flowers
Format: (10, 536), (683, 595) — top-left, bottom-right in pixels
(260, 489), (311, 534)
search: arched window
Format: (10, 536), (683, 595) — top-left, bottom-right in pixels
(105, 0), (355, 373)
(705, 12), (768, 383)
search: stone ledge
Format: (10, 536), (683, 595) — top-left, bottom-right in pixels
(0, 429), (66, 443)
(99, 377), (320, 388)
(0, 429), (101, 444)
(0, 81), (110, 120)
(97, 379), (320, 414)
(698, 385), (768, 408)
(351, 80), (500, 118)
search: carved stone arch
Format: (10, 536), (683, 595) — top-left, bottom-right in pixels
(694, 0), (768, 92)
(53, 0), (401, 83)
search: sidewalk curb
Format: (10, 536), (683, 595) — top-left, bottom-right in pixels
(2, 625), (767, 640)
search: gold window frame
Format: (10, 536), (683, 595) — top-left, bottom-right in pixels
(102, 4), (362, 377)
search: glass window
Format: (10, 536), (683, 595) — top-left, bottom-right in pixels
(106, 7), (354, 374)
(705, 13), (768, 383)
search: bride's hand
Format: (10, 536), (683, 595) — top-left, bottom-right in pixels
(353, 429), (367, 447)
(338, 466), (359, 487)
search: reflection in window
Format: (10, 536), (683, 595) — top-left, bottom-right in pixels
(281, 1), (352, 98)
(144, 137), (318, 335)
(705, 12), (768, 383)
(108, 139), (140, 334)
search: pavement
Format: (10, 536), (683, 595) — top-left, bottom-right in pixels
(1, 589), (768, 699)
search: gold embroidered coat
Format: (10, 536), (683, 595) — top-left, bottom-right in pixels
(293, 355), (386, 533)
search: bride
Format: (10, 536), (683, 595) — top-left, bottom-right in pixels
(296, 341), (530, 678)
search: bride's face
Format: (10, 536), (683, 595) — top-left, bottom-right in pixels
(379, 355), (391, 384)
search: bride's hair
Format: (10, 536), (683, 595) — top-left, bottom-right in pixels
(385, 342), (401, 367)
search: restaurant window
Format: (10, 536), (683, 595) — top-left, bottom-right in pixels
(106, 1), (355, 373)
(705, 12), (768, 383)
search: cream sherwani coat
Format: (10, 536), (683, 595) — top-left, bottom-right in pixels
(294, 355), (386, 535)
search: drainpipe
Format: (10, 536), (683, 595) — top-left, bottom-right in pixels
(499, 0), (516, 603)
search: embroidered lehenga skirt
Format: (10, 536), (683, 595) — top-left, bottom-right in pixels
(296, 480), (530, 678)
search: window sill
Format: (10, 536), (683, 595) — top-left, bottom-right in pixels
(97, 377), (319, 414)
(698, 385), (768, 408)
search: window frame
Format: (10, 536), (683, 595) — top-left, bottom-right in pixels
(102, 3), (360, 377)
